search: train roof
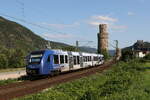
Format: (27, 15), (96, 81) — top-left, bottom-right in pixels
(30, 49), (103, 56)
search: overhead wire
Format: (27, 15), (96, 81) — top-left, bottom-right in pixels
(0, 12), (72, 43)
(16, 0), (25, 18)
(1, 0), (120, 49)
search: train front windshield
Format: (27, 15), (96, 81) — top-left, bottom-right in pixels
(29, 54), (43, 64)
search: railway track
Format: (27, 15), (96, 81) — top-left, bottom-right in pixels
(0, 60), (115, 100)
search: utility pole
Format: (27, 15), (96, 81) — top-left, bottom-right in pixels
(115, 40), (118, 49)
(114, 40), (121, 60)
(76, 41), (79, 51)
(46, 41), (51, 49)
(75, 40), (93, 52)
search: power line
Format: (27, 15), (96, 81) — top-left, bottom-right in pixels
(0, 13), (74, 43)
(16, 0), (25, 18)
(108, 41), (116, 48)
(0, 13), (120, 49)
(0, 13), (72, 35)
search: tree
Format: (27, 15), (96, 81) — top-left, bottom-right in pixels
(101, 49), (109, 60)
(61, 46), (77, 52)
(121, 49), (134, 62)
(9, 49), (25, 68)
(144, 53), (150, 60)
(0, 54), (8, 69)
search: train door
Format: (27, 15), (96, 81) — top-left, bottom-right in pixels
(44, 54), (53, 74)
(79, 52), (83, 67)
(68, 52), (73, 70)
(92, 56), (94, 66)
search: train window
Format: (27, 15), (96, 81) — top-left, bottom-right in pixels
(94, 56), (97, 61)
(77, 56), (80, 64)
(84, 56), (87, 62)
(83, 56), (85, 62)
(85, 56), (88, 62)
(86, 56), (88, 62)
(73, 56), (77, 65)
(88, 56), (90, 61)
(96, 57), (98, 61)
(30, 54), (43, 64)
(83, 56), (86, 62)
(60, 55), (64, 64)
(65, 55), (68, 63)
(47, 55), (50, 62)
(54, 55), (59, 64)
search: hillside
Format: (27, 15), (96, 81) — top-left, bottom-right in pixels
(0, 16), (98, 53)
(0, 16), (49, 52)
(123, 40), (150, 51)
(79, 46), (97, 53)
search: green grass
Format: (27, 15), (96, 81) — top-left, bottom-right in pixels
(142, 62), (150, 94)
(0, 78), (20, 86)
(0, 67), (25, 73)
(14, 60), (150, 100)
(15, 73), (107, 100)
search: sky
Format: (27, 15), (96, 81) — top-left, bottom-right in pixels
(0, 0), (149, 49)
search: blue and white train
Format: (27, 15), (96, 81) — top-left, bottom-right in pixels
(26, 49), (104, 76)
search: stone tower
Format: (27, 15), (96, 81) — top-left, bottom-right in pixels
(97, 24), (108, 53)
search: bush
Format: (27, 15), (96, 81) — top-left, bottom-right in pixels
(144, 53), (150, 60)
(121, 49), (134, 62)
(0, 54), (8, 68)
(19, 89), (72, 100)
(9, 49), (25, 68)
(0, 47), (26, 69)
(101, 49), (110, 60)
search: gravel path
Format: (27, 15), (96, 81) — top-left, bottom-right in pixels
(0, 70), (26, 80)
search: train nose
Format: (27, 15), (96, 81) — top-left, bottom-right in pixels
(26, 64), (41, 75)
(26, 68), (39, 75)
(28, 64), (40, 68)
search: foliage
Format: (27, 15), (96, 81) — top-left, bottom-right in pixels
(8, 49), (25, 68)
(101, 49), (110, 60)
(144, 53), (150, 60)
(0, 54), (8, 68)
(0, 47), (26, 69)
(121, 49), (134, 61)
(61, 46), (77, 52)
(0, 79), (18, 86)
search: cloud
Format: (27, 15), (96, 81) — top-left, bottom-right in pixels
(109, 25), (128, 32)
(92, 15), (118, 22)
(111, 25), (128, 30)
(128, 12), (135, 16)
(42, 33), (74, 39)
(88, 21), (109, 26)
(88, 15), (118, 27)
(87, 15), (127, 32)
(41, 22), (80, 29)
